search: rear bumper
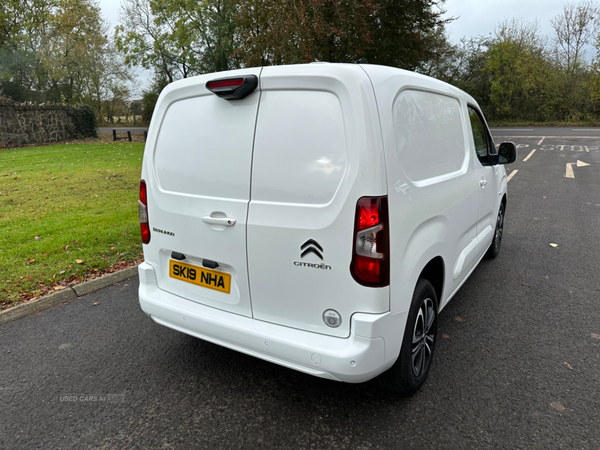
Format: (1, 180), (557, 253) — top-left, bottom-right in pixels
(138, 262), (406, 383)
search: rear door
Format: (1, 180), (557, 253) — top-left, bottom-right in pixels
(246, 65), (389, 337)
(144, 69), (261, 317)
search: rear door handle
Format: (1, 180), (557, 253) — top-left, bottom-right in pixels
(202, 216), (236, 226)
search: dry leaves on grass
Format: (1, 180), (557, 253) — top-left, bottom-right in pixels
(2, 259), (143, 309)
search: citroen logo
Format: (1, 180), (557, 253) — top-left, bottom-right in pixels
(300, 239), (323, 260)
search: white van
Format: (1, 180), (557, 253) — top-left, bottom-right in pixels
(137, 63), (516, 394)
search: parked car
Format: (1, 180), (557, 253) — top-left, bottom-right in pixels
(137, 63), (516, 393)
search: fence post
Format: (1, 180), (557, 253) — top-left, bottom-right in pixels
(127, 131), (132, 142)
(144, 131), (147, 142)
(112, 129), (117, 141)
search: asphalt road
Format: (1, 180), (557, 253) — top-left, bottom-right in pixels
(97, 127), (148, 135)
(2, 128), (599, 449)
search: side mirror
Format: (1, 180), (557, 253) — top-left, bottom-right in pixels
(498, 142), (517, 164)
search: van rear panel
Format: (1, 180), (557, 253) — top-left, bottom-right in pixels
(142, 64), (388, 337)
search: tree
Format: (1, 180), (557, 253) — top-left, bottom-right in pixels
(152, 0), (237, 73)
(115, 0), (183, 83)
(234, 0), (378, 66)
(551, 1), (598, 75)
(130, 100), (142, 124)
(141, 74), (168, 123)
(43, 0), (108, 103)
(116, 0), (237, 81)
(0, 0), (56, 101)
(365, 0), (451, 71)
(485, 19), (555, 121)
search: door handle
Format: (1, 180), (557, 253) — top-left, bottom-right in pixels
(202, 216), (236, 226)
(479, 179), (488, 187)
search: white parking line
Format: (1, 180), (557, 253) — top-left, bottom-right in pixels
(507, 170), (519, 182)
(537, 137), (545, 145)
(492, 136), (600, 139)
(523, 149), (537, 162)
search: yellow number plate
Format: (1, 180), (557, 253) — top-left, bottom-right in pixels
(169, 260), (231, 294)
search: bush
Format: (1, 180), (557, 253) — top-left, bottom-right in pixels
(66, 104), (97, 138)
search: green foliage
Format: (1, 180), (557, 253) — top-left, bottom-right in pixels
(115, 0), (449, 74)
(435, 13), (600, 123)
(0, 141), (144, 307)
(115, 0), (237, 82)
(141, 75), (168, 123)
(66, 104), (97, 139)
(365, 0), (450, 71)
(1, 0), (133, 114)
(485, 40), (548, 120)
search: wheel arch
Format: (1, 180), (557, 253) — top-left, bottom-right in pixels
(418, 256), (445, 309)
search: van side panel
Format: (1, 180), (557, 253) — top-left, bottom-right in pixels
(362, 65), (481, 313)
(247, 65), (388, 337)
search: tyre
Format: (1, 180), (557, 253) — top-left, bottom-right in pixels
(378, 279), (438, 394)
(485, 202), (505, 259)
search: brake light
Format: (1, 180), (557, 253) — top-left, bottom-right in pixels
(205, 75), (258, 100)
(350, 196), (389, 287)
(207, 79), (244, 89)
(139, 180), (150, 244)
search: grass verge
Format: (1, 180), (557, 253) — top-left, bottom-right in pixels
(0, 141), (144, 309)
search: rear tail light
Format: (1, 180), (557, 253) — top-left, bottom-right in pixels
(139, 180), (150, 244)
(350, 196), (389, 287)
(206, 75), (258, 100)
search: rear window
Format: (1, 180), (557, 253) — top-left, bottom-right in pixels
(392, 89), (466, 183)
(153, 94), (257, 199)
(250, 90), (347, 205)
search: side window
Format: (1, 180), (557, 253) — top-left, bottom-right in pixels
(392, 90), (466, 182)
(468, 106), (492, 164)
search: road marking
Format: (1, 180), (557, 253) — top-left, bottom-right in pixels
(566, 164), (574, 178)
(565, 160), (591, 178)
(537, 137), (545, 145)
(523, 149), (536, 162)
(507, 170), (518, 182)
(492, 136), (600, 139)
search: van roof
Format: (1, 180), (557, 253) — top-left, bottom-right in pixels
(165, 63), (477, 106)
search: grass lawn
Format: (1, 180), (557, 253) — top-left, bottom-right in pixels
(0, 141), (145, 309)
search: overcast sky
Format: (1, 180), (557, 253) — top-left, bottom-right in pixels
(97, 0), (576, 88)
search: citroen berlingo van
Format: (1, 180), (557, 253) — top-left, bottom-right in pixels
(137, 63), (517, 394)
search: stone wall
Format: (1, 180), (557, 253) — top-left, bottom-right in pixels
(0, 96), (95, 148)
